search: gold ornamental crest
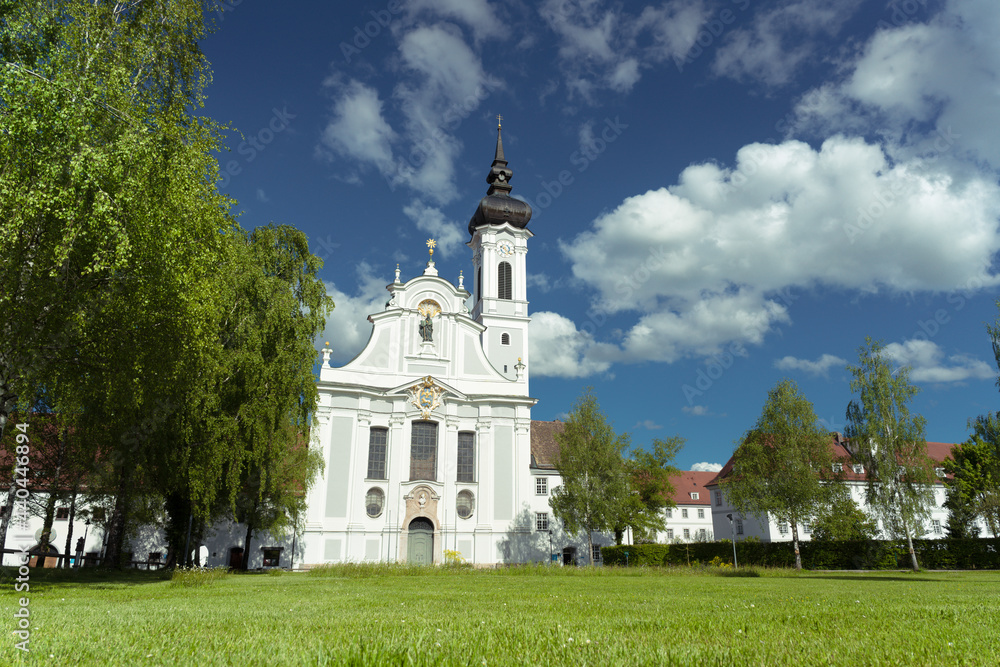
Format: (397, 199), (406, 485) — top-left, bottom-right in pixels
(408, 376), (444, 419)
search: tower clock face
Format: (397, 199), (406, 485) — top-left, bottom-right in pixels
(497, 240), (514, 258)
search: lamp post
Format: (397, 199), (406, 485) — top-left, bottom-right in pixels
(77, 519), (91, 568)
(726, 513), (738, 568)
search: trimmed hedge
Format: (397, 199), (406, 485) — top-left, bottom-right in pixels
(601, 537), (1000, 570)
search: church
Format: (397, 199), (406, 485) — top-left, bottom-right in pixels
(300, 124), (587, 566)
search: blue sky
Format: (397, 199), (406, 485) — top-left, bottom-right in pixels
(200, 0), (1000, 471)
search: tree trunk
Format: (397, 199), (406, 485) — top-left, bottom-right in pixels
(103, 464), (132, 569)
(62, 490), (77, 568)
(242, 519), (255, 571)
(791, 521), (802, 570)
(586, 530), (594, 566)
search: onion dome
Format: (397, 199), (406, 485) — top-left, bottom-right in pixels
(468, 122), (532, 235)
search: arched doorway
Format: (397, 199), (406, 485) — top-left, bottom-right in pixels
(407, 517), (434, 564)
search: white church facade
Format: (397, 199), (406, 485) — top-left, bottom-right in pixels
(301, 125), (576, 566)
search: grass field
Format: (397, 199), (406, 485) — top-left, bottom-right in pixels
(2, 564), (999, 665)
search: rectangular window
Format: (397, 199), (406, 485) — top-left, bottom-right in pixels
(736, 519), (743, 535)
(592, 545), (601, 562)
(852, 464), (864, 474)
(683, 528), (690, 539)
(690, 492), (699, 500)
(833, 462), (843, 473)
(367, 428), (388, 480)
(535, 512), (549, 531)
(715, 490), (722, 506)
(699, 529), (707, 540)
(682, 509), (689, 519)
(457, 432), (475, 482)
(666, 529), (674, 540)
(932, 519), (943, 535)
(665, 508), (672, 518)
(410, 422), (438, 481)
(535, 477), (548, 495)
(801, 520), (811, 534)
(262, 547), (282, 567)
(778, 521), (788, 535)
(497, 261), (512, 300)
(697, 509), (705, 519)
(56, 507), (70, 520)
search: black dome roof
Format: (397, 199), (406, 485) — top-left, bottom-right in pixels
(468, 125), (532, 235)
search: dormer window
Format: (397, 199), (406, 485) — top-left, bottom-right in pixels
(852, 464), (864, 474)
(690, 492), (699, 500)
(935, 467), (946, 478)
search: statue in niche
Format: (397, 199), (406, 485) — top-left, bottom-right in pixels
(419, 313), (433, 342)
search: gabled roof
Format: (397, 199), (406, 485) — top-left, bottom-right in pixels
(529, 419), (563, 469)
(671, 471), (716, 505)
(706, 433), (956, 487)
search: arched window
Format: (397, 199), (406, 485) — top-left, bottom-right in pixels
(456, 490), (475, 520)
(457, 432), (475, 482)
(501, 332), (510, 346)
(409, 421), (438, 481)
(497, 261), (512, 300)
(365, 488), (384, 518)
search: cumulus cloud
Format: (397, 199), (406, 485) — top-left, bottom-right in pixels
(320, 25), (499, 204)
(884, 339), (994, 384)
(315, 264), (392, 363)
(558, 136), (1000, 369)
(405, 0), (505, 40)
(528, 311), (614, 378)
(774, 353), (847, 376)
(318, 80), (397, 171)
(713, 0), (865, 87)
(690, 461), (723, 472)
(540, 0), (709, 100)
(402, 202), (465, 259)
(793, 0), (1000, 170)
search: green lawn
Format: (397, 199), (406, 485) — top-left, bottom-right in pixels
(2, 565), (998, 665)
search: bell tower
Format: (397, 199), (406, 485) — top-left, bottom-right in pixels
(468, 118), (533, 384)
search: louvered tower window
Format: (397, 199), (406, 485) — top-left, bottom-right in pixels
(497, 261), (512, 300)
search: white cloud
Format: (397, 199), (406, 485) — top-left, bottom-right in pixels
(528, 311), (614, 378)
(634, 419), (662, 430)
(405, 0), (505, 40)
(402, 202), (464, 259)
(713, 0), (865, 86)
(683, 406), (709, 416)
(774, 353), (847, 376)
(316, 264), (392, 363)
(559, 136), (1000, 369)
(319, 80), (396, 171)
(540, 0), (710, 100)
(884, 339), (995, 384)
(690, 461), (723, 472)
(793, 1), (1000, 170)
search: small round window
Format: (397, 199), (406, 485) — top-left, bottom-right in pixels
(456, 490), (475, 520)
(365, 488), (384, 518)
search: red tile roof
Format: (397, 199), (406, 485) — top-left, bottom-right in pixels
(671, 471), (716, 505)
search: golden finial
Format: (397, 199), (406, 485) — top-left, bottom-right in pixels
(426, 238), (436, 259)
(496, 114), (502, 129)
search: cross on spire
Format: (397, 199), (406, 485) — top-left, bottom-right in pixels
(496, 114), (502, 129)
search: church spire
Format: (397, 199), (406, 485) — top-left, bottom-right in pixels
(468, 117), (532, 235)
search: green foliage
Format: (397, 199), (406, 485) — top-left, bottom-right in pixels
(945, 431), (1000, 538)
(621, 436), (683, 542)
(550, 389), (631, 564)
(845, 337), (934, 571)
(811, 488), (880, 541)
(720, 379), (836, 569)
